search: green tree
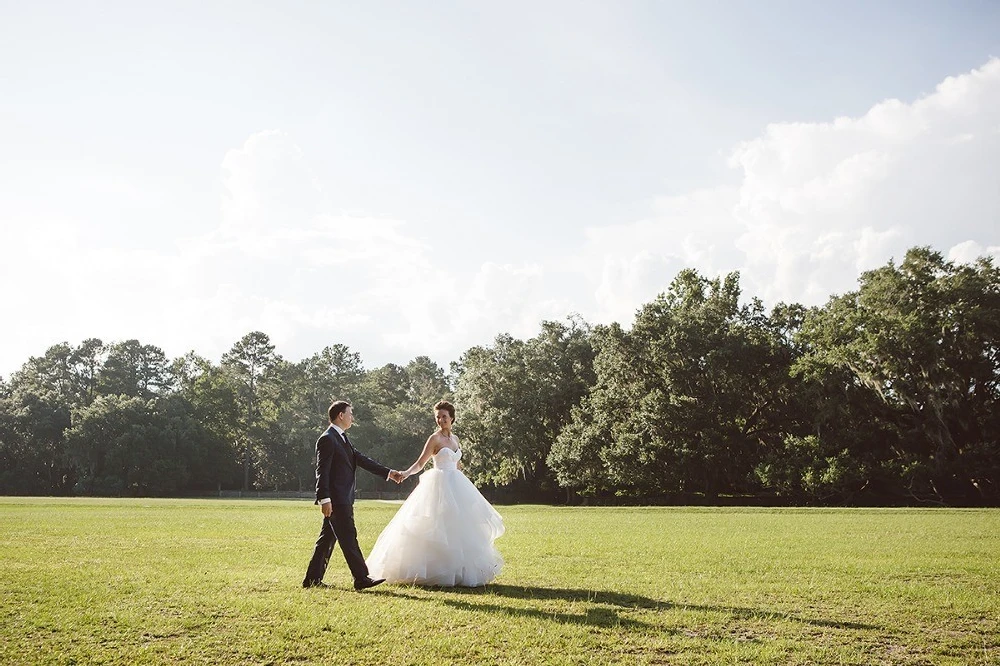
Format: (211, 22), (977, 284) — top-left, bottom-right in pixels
(98, 340), (172, 398)
(299, 344), (365, 418)
(352, 362), (411, 482)
(455, 316), (596, 495)
(156, 391), (233, 493)
(65, 394), (205, 496)
(66, 395), (155, 495)
(222, 332), (282, 491)
(359, 356), (454, 491)
(551, 271), (797, 499)
(70, 338), (105, 405)
(796, 247), (1000, 502)
(172, 353), (242, 490)
(12, 342), (98, 408)
(403, 356), (452, 406)
(266, 345), (368, 491)
(0, 379), (54, 494)
(0, 342), (99, 493)
(258, 359), (315, 491)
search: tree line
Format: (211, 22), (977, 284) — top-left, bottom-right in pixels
(1, 246), (997, 505)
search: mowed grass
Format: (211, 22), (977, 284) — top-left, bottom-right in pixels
(1, 498), (998, 665)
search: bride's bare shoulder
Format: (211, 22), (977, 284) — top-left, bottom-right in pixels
(428, 431), (444, 453)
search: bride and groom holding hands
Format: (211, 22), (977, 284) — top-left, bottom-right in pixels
(302, 399), (505, 591)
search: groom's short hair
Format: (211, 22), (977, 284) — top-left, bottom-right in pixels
(329, 400), (351, 423)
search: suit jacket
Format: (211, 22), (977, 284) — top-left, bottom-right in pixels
(314, 426), (390, 505)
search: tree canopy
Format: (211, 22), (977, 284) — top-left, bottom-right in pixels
(1, 246), (997, 505)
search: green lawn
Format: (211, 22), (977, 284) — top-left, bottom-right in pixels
(1, 498), (997, 665)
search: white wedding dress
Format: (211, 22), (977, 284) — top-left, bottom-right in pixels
(367, 447), (505, 587)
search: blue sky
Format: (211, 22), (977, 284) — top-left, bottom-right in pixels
(2, 1), (999, 377)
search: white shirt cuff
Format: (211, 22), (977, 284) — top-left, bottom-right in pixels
(319, 498), (331, 505)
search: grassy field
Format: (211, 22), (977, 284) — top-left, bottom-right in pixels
(1, 498), (997, 665)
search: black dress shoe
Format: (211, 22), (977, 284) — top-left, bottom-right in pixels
(354, 577), (385, 591)
(302, 580), (330, 589)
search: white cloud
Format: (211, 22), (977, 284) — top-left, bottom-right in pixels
(2, 60), (998, 379)
(219, 130), (324, 237)
(164, 131), (582, 368)
(150, 131), (570, 369)
(948, 240), (1000, 264)
(581, 57), (1000, 312)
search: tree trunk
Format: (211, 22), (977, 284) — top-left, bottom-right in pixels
(242, 376), (255, 491)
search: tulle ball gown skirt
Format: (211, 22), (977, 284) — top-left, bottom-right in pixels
(367, 467), (505, 587)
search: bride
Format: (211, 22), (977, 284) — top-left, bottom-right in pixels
(366, 400), (505, 587)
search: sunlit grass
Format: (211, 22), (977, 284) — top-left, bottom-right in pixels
(1, 498), (997, 664)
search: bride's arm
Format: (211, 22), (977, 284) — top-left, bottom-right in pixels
(402, 435), (436, 478)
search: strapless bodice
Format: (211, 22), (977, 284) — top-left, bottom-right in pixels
(432, 447), (461, 470)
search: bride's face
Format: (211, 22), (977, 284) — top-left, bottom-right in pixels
(435, 409), (453, 429)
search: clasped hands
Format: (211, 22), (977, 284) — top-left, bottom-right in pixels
(388, 470), (411, 484)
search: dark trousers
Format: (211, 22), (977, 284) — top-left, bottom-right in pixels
(303, 504), (370, 585)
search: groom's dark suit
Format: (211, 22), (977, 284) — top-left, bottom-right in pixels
(302, 426), (391, 587)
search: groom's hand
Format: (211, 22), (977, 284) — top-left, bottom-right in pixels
(321, 502), (332, 518)
(388, 470), (404, 484)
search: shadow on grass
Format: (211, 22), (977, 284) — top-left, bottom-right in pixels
(387, 585), (653, 630)
(387, 583), (880, 633)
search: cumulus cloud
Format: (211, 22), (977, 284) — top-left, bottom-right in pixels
(3, 59), (998, 379)
(1, 217), (194, 377)
(948, 240), (1000, 264)
(219, 129), (324, 237)
(163, 132), (573, 368)
(582, 57), (1000, 311)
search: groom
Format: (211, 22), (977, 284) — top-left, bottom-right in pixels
(302, 400), (403, 591)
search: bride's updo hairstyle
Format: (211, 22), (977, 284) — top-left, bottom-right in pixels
(434, 400), (456, 424)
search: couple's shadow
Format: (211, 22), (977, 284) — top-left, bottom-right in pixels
(386, 583), (880, 633)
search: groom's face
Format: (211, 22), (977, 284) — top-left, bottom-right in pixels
(337, 406), (354, 430)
